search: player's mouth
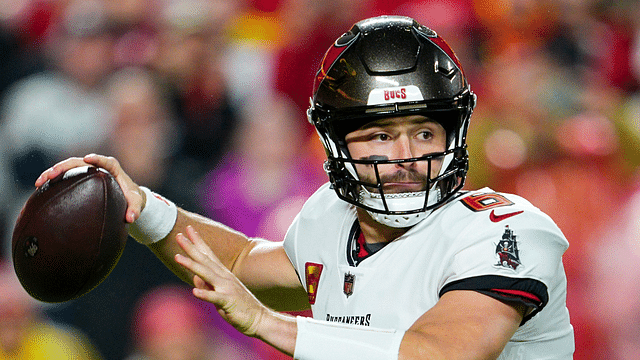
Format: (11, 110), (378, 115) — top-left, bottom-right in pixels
(382, 182), (426, 193)
(359, 168), (430, 193)
(379, 169), (429, 193)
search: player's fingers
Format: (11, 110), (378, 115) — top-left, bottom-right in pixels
(175, 233), (227, 279)
(175, 251), (216, 287)
(35, 157), (89, 187)
(34, 154), (144, 223)
(124, 190), (145, 223)
(84, 154), (144, 223)
(192, 286), (226, 307)
(194, 274), (214, 290)
(185, 226), (217, 261)
(120, 184), (145, 224)
(83, 154), (125, 179)
(179, 264), (224, 307)
(175, 232), (201, 262)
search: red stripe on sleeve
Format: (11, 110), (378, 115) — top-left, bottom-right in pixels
(491, 289), (541, 303)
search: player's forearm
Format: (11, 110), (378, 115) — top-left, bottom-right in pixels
(397, 291), (524, 360)
(398, 329), (502, 360)
(397, 330), (452, 360)
(148, 208), (253, 285)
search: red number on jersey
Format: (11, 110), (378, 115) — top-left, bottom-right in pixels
(461, 193), (513, 212)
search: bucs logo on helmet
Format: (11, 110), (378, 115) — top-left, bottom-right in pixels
(495, 226), (522, 270)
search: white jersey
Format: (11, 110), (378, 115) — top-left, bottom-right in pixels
(283, 183), (574, 359)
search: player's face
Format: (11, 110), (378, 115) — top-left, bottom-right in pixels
(345, 115), (447, 194)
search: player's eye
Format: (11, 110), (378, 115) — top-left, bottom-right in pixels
(373, 133), (391, 141)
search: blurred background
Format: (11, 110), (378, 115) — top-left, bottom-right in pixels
(0, 0), (639, 359)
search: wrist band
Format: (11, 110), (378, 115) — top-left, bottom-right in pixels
(128, 187), (178, 245)
(294, 316), (404, 360)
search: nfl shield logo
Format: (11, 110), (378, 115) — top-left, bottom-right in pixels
(343, 272), (355, 297)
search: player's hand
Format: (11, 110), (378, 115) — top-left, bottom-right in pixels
(34, 154), (145, 223)
(174, 226), (267, 337)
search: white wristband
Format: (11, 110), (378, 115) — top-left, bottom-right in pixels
(128, 187), (178, 245)
(294, 316), (404, 360)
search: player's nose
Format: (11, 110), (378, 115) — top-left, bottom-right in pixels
(393, 136), (418, 161)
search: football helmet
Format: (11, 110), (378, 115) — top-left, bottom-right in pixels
(308, 15), (476, 227)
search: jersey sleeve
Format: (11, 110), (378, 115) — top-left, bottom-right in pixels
(282, 183), (338, 288)
(439, 196), (569, 324)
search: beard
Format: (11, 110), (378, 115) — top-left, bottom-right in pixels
(359, 167), (431, 194)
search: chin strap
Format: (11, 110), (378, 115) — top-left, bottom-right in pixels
(367, 211), (427, 228)
(360, 187), (440, 228)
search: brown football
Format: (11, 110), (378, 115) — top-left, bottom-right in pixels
(12, 166), (128, 303)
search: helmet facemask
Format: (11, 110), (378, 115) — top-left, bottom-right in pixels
(311, 100), (472, 227)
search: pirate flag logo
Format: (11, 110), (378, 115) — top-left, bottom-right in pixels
(495, 226), (522, 270)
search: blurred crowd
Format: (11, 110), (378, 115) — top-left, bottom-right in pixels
(0, 0), (639, 359)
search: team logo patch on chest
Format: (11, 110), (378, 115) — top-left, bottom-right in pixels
(343, 272), (356, 298)
(495, 226), (522, 270)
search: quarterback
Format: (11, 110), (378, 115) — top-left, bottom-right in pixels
(36, 16), (574, 359)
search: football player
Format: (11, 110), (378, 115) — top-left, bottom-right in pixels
(36, 15), (574, 359)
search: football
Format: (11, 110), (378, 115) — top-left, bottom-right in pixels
(12, 166), (128, 303)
